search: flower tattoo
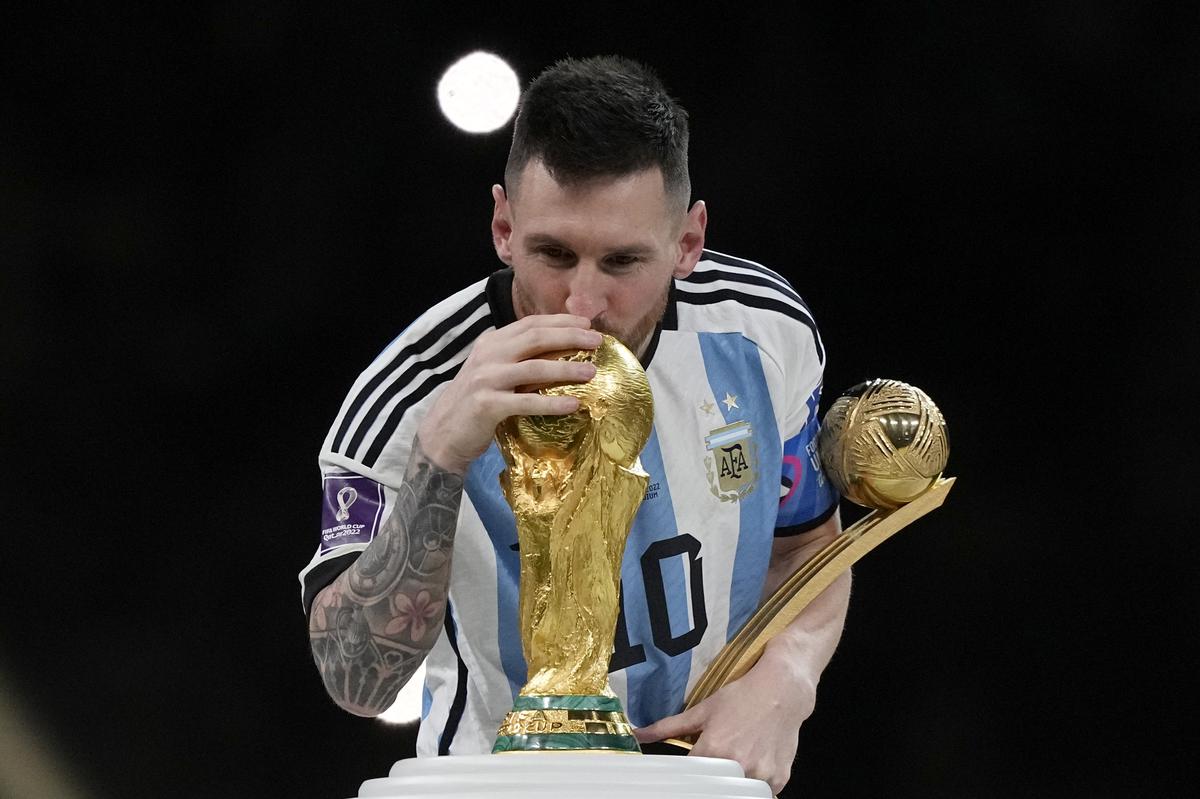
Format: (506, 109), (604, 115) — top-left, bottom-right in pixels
(384, 589), (442, 642)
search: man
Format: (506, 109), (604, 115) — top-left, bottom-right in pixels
(300, 55), (849, 794)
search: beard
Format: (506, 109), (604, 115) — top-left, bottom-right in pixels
(512, 278), (670, 359)
(591, 287), (668, 357)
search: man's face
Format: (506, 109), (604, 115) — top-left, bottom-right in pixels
(491, 160), (706, 356)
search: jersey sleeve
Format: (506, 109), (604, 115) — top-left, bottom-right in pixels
(297, 279), (493, 613)
(298, 469), (397, 614)
(769, 278), (838, 535)
(775, 382), (839, 534)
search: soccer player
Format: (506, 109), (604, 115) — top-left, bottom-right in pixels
(300, 55), (849, 794)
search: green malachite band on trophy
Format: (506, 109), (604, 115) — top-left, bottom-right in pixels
(492, 733), (641, 753)
(492, 694), (640, 753)
(512, 695), (625, 712)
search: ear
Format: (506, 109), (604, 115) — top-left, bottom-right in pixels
(491, 183), (514, 266)
(673, 200), (707, 279)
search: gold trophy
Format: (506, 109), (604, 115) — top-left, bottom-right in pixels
(669, 378), (954, 745)
(491, 334), (653, 754)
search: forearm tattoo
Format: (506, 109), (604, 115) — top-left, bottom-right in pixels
(308, 437), (464, 715)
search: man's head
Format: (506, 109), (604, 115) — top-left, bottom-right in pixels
(504, 56), (691, 213)
(492, 56), (707, 355)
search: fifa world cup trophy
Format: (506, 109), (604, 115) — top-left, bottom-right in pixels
(491, 334), (653, 753)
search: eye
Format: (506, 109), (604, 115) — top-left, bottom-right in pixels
(605, 254), (641, 269)
(535, 245), (573, 263)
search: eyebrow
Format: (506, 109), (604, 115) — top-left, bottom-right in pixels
(524, 233), (655, 256)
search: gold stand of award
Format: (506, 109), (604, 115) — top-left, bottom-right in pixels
(492, 334), (654, 753)
(666, 378), (954, 749)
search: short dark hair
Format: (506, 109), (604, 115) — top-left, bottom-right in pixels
(505, 55), (691, 210)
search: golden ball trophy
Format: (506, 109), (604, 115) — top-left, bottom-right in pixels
(669, 378), (954, 742)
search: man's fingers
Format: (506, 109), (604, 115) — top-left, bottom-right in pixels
(501, 325), (603, 362)
(505, 358), (596, 391)
(490, 391), (581, 418)
(483, 315), (601, 361)
(634, 706), (705, 743)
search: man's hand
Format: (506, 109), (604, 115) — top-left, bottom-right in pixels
(417, 314), (601, 474)
(634, 650), (814, 794)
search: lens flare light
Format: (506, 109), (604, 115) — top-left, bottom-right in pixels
(437, 51), (519, 133)
(377, 662), (426, 724)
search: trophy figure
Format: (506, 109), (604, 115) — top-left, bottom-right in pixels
(491, 334), (654, 754)
(669, 378), (954, 745)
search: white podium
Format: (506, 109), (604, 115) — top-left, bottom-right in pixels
(356, 753), (773, 798)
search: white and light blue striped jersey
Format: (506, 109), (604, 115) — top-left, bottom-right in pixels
(299, 249), (837, 756)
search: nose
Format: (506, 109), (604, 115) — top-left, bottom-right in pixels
(563, 264), (607, 321)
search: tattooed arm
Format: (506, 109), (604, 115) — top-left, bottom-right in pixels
(308, 436), (464, 717)
(308, 315), (602, 715)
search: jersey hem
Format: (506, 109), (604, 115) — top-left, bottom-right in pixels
(774, 499), (838, 537)
(300, 548), (365, 614)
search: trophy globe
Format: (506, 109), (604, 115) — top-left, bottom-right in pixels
(817, 379), (949, 510)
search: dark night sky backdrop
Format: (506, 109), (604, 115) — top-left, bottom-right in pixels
(2, 3), (1197, 798)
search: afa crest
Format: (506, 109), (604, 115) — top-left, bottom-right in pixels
(703, 420), (759, 502)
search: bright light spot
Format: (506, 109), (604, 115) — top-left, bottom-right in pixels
(377, 662), (426, 724)
(437, 51), (519, 133)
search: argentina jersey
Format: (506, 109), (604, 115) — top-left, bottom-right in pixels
(299, 249), (837, 756)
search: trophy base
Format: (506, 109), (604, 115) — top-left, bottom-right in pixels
(357, 753), (772, 798)
(492, 694), (640, 754)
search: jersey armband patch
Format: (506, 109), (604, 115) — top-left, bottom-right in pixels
(320, 473), (385, 553)
(776, 385), (838, 529)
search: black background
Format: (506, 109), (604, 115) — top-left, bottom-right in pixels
(3, 2), (1197, 797)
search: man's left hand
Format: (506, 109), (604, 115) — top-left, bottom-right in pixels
(634, 653), (815, 795)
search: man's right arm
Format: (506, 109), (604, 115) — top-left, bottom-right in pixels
(307, 314), (602, 715)
(308, 436), (463, 716)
